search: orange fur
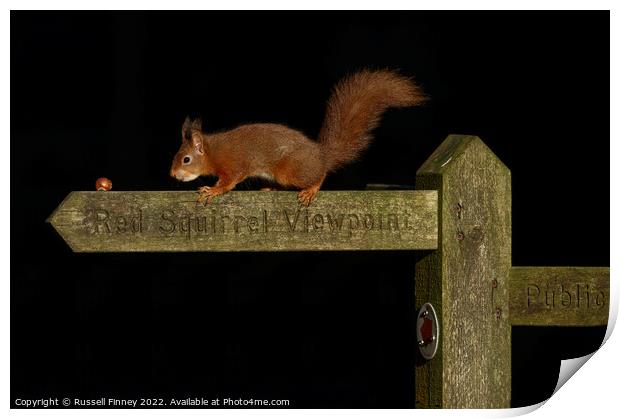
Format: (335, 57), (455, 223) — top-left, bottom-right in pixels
(170, 70), (426, 205)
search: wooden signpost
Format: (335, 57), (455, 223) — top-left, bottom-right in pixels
(47, 135), (610, 409)
(415, 136), (512, 408)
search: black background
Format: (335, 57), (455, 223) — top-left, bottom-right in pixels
(11, 11), (609, 408)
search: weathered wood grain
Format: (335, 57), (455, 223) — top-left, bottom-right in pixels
(510, 267), (609, 326)
(415, 135), (512, 408)
(47, 190), (438, 252)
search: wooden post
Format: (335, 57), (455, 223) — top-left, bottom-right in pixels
(415, 135), (512, 408)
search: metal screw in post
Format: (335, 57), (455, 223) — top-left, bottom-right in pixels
(455, 202), (463, 219)
(456, 231), (465, 241)
(418, 309), (430, 346)
(418, 335), (436, 347)
(495, 307), (502, 319)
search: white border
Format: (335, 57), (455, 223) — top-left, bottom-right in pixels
(4, 2), (616, 419)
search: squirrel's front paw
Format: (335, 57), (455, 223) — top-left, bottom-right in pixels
(196, 186), (220, 205)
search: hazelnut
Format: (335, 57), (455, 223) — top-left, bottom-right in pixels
(95, 177), (112, 191)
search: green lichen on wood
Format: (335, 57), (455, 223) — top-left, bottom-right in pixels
(47, 190), (438, 252)
(415, 135), (512, 408)
(509, 267), (609, 326)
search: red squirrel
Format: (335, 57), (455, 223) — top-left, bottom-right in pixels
(170, 70), (426, 205)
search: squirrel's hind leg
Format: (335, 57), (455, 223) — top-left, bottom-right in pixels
(297, 178), (324, 206)
(271, 153), (325, 206)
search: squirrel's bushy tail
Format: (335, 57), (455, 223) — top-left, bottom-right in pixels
(317, 69), (426, 173)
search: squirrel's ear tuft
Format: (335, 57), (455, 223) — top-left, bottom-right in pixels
(182, 116), (193, 141)
(182, 116), (203, 142)
(191, 117), (202, 131)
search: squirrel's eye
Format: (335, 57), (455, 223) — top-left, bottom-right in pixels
(183, 156), (191, 164)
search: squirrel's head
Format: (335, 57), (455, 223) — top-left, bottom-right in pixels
(170, 116), (206, 182)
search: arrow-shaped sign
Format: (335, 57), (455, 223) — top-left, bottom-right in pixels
(47, 190), (438, 252)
